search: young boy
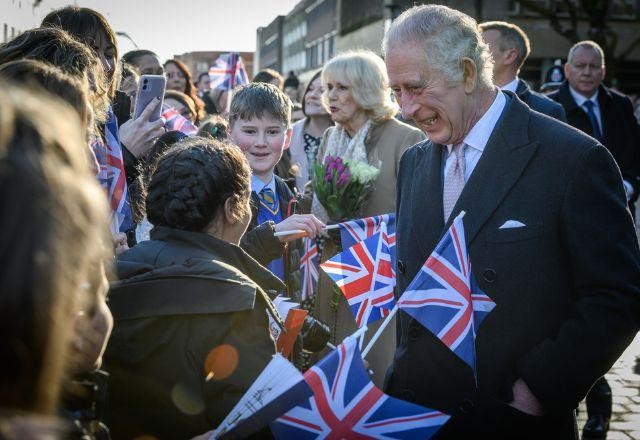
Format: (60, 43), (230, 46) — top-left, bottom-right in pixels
(228, 82), (325, 298)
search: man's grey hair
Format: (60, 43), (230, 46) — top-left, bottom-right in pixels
(568, 40), (605, 66)
(479, 21), (531, 69)
(383, 4), (494, 87)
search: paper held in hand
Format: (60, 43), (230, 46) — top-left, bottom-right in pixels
(210, 354), (312, 439)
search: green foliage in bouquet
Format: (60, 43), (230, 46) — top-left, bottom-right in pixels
(314, 155), (380, 221)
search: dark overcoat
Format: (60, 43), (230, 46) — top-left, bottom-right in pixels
(515, 79), (567, 122)
(550, 81), (640, 207)
(385, 92), (640, 439)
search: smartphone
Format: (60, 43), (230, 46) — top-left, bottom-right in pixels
(133, 74), (165, 121)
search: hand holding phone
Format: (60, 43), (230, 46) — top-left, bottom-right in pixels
(119, 95), (166, 158)
(134, 75), (166, 121)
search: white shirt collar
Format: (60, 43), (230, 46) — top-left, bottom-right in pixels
(251, 174), (276, 194)
(501, 77), (519, 93)
(569, 85), (599, 108)
(447, 89), (507, 154)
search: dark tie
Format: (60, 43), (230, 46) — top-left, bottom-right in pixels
(259, 187), (279, 215)
(582, 100), (603, 142)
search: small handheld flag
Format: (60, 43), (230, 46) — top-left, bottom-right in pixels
(337, 213), (396, 263)
(209, 52), (249, 91)
(320, 223), (396, 327)
(300, 237), (319, 300)
(271, 334), (449, 439)
(397, 212), (496, 372)
(211, 355), (312, 439)
(161, 104), (198, 136)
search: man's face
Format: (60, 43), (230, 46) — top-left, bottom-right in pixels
(229, 115), (292, 181)
(386, 42), (472, 145)
(482, 30), (507, 77)
(564, 46), (605, 98)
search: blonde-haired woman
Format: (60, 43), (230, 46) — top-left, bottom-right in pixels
(311, 50), (425, 385)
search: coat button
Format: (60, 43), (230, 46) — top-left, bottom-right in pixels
(397, 259), (406, 274)
(459, 398), (475, 414)
(409, 326), (421, 341)
(482, 268), (497, 283)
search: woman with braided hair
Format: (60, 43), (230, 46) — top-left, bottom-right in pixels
(103, 138), (279, 439)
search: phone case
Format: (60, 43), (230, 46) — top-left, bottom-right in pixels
(133, 74), (166, 121)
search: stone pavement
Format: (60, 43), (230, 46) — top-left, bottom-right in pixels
(576, 333), (640, 439)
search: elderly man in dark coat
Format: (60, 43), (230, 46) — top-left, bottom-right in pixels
(383, 5), (640, 439)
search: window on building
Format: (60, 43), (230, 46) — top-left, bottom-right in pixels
(197, 61), (209, 72)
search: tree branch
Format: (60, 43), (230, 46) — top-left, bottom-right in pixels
(514, 0), (579, 43)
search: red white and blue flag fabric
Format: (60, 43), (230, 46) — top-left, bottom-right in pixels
(337, 213), (396, 264)
(271, 335), (449, 439)
(208, 52), (249, 91)
(320, 223), (395, 327)
(397, 212), (495, 372)
(161, 105), (198, 136)
(300, 237), (320, 300)
(92, 107), (132, 234)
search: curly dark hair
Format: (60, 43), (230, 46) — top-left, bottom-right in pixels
(146, 138), (251, 231)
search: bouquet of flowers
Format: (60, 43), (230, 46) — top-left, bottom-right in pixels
(313, 155), (380, 221)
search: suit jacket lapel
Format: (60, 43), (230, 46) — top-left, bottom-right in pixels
(445, 92), (539, 245)
(412, 141), (445, 257)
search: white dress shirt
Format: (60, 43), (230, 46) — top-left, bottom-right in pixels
(501, 77), (519, 93)
(568, 86), (633, 199)
(251, 174), (276, 194)
(444, 90), (507, 182)
(569, 86), (603, 134)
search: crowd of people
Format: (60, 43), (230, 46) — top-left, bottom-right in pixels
(1, 4), (639, 440)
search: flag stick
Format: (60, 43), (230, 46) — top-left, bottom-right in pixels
(273, 229), (305, 237)
(274, 224), (340, 237)
(350, 325), (368, 342)
(326, 342), (336, 350)
(361, 305), (398, 358)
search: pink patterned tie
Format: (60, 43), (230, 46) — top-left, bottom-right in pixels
(443, 142), (466, 222)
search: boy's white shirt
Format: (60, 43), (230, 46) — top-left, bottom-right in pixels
(251, 173), (276, 194)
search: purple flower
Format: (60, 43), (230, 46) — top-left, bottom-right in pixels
(336, 168), (350, 188)
(324, 156), (331, 167)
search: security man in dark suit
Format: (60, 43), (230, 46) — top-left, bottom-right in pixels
(550, 40), (640, 217)
(548, 40), (640, 438)
(384, 5), (640, 439)
(480, 21), (566, 121)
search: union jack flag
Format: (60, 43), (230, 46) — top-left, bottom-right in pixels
(161, 104), (198, 136)
(92, 107), (132, 234)
(320, 223), (395, 327)
(397, 212), (495, 372)
(271, 335), (449, 439)
(208, 52), (249, 91)
(337, 213), (396, 257)
(300, 237), (319, 300)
